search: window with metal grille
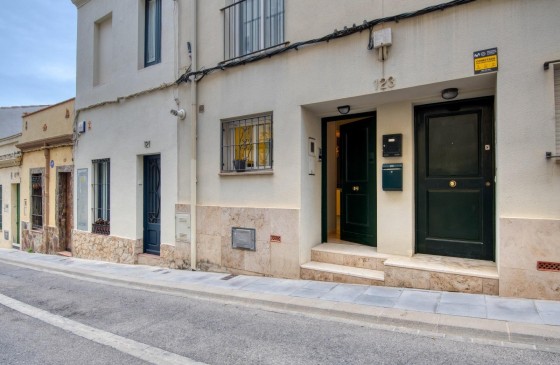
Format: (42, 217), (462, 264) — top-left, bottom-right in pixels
(31, 174), (43, 230)
(222, 113), (273, 172)
(223, 0), (284, 60)
(92, 159), (110, 235)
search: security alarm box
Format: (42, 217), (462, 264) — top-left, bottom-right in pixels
(382, 134), (402, 157)
(78, 120), (86, 134)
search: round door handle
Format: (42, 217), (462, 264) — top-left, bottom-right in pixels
(449, 180), (457, 188)
(485, 181), (491, 187)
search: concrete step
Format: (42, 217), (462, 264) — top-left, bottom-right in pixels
(301, 261), (385, 286)
(383, 254), (499, 295)
(137, 253), (164, 267)
(57, 251), (72, 257)
(311, 243), (394, 271)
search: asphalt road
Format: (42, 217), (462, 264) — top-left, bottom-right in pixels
(0, 262), (559, 365)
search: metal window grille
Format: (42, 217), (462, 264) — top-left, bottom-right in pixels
(92, 159), (110, 235)
(222, 114), (273, 172)
(31, 174), (43, 230)
(223, 0), (284, 60)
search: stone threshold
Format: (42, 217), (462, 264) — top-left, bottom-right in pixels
(301, 261), (384, 281)
(314, 242), (394, 260)
(383, 254), (498, 280)
(57, 251), (73, 257)
(137, 253), (164, 267)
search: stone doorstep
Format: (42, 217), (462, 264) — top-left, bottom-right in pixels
(307, 243), (499, 294)
(383, 254), (499, 280)
(57, 251), (72, 257)
(137, 253), (164, 267)
(301, 261), (385, 286)
(311, 242), (392, 270)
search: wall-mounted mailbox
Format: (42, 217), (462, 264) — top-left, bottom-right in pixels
(382, 134), (402, 157)
(382, 163), (403, 191)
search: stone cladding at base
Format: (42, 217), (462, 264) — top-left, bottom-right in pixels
(72, 230), (142, 264)
(160, 243), (191, 270)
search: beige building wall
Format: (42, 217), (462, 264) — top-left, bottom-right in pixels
(18, 100), (75, 253)
(72, 0), (560, 298)
(191, 0), (560, 296)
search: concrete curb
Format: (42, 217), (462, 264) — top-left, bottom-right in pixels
(1, 252), (559, 353)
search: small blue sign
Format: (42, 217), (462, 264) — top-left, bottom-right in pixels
(50, 160), (55, 168)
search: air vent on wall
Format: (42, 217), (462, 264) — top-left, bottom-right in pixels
(537, 261), (560, 272)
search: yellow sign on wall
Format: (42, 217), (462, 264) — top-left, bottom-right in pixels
(473, 48), (498, 74)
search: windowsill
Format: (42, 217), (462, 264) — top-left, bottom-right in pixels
(220, 170), (274, 177)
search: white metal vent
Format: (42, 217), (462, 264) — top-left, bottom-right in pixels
(232, 227), (256, 251)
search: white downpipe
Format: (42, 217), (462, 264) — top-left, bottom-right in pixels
(190, 0), (198, 270)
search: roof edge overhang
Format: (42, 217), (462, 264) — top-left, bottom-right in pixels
(16, 134), (74, 152)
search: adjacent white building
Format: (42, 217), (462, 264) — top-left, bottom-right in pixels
(71, 0), (560, 300)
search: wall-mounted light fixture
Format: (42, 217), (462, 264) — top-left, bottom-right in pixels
(337, 105), (351, 115)
(170, 109), (186, 120)
(441, 88), (459, 100)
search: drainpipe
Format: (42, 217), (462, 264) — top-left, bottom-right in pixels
(43, 146), (50, 253)
(190, 0), (198, 271)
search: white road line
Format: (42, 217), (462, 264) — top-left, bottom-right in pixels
(0, 293), (208, 365)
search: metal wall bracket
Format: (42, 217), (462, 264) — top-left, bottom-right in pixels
(543, 60), (560, 70)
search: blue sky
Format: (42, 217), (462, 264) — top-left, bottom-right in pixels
(0, 0), (77, 107)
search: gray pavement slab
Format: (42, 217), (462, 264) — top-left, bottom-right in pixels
(394, 290), (441, 313)
(486, 296), (543, 324)
(319, 284), (368, 303)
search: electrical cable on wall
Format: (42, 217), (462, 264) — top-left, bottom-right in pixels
(176, 0), (476, 84)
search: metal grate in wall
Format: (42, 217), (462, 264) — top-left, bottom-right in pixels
(537, 261), (560, 272)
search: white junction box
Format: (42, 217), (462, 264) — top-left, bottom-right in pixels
(373, 28), (392, 49)
(175, 213), (191, 242)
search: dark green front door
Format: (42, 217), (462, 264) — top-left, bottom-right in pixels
(340, 118), (376, 246)
(143, 155), (161, 255)
(415, 97), (494, 260)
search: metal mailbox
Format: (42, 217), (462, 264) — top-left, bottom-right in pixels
(382, 163), (403, 191)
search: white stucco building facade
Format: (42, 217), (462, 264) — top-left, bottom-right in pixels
(72, 0), (560, 300)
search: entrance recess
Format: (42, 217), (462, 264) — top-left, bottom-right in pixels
(322, 113), (377, 246)
(12, 184), (20, 246)
(415, 97), (494, 260)
(57, 172), (72, 251)
(143, 155), (161, 255)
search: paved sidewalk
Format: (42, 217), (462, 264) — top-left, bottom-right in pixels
(1, 248), (559, 352)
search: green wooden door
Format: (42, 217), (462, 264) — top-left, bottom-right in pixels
(415, 97), (494, 260)
(340, 118), (376, 246)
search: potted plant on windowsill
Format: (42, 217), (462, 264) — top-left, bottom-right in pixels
(234, 135), (252, 172)
(233, 158), (246, 172)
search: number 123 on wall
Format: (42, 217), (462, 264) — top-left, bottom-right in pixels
(374, 76), (396, 91)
